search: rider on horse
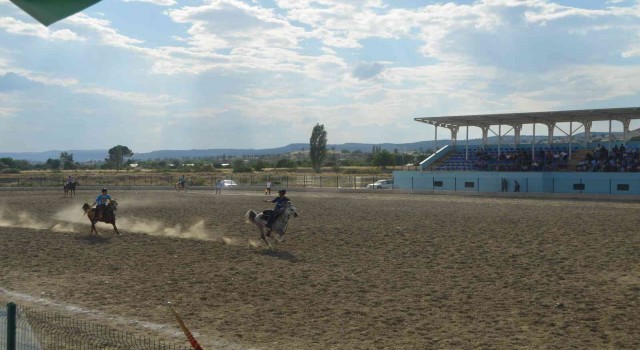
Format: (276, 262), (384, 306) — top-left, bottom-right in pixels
(265, 189), (290, 229)
(92, 188), (112, 220)
(179, 175), (186, 189)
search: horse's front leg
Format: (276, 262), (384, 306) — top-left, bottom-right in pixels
(112, 222), (120, 235)
(91, 221), (97, 235)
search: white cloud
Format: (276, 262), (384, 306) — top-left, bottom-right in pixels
(123, 0), (177, 6)
(73, 86), (185, 109)
(0, 17), (85, 41)
(0, 107), (18, 118)
(65, 14), (144, 47)
(0, 68), (79, 87)
(167, 0), (307, 50)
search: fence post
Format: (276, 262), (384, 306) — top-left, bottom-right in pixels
(7, 302), (16, 350)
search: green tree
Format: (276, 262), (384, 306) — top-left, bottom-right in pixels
(373, 149), (395, 167)
(59, 152), (76, 170)
(45, 158), (61, 170)
(309, 123), (327, 172)
(276, 158), (296, 168)
(232, 159), (253, 173)
(0, 157), (14, 170)
(253, 159), (268, 171)
(106, 145), (134, 171)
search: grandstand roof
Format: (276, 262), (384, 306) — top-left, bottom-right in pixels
(414, 107), (640, 127)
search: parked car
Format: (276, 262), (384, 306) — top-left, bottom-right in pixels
(221, 180), (238, 187)
(366, 179), (393, 189)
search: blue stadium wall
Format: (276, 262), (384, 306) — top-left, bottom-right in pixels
(392, 171), (640, 195)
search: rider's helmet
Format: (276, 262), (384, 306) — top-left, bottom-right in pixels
(102, 188), (108, 193)
(278, 189), (286, 194)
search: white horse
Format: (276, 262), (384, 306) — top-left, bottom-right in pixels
(245, 202), (299, 248)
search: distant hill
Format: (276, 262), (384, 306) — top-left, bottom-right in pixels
(1, 130), (631, 163)
(0, 142), (447, 162)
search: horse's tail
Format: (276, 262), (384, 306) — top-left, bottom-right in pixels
(245, 210), (257, 223)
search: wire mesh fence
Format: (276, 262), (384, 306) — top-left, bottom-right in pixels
(0, 174), (392, 190)
(1, 302), (189, 350)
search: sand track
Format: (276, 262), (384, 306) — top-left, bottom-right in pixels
(1, 189), (640, 349)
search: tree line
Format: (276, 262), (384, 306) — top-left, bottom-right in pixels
(0, 127), (432, 174)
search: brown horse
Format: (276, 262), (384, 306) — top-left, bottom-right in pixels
(64, 181), (78, 197)
(82, 200), (119, 235)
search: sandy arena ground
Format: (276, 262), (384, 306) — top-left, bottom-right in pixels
(1, 189), (639, 349)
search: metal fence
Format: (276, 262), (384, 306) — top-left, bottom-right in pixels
(1, 302), (189, 350)
(0, 174), (393, 189)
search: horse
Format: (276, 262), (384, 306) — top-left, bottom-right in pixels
(175, 179), (191, 192)
(245, 202), (299, 248)
(63, 181), (79, 197)
(82, 200), (120, 235)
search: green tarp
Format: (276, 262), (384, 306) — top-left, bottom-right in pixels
(9, 0), (103, 26)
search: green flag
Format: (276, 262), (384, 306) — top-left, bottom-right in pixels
(10, 0), (103, 26)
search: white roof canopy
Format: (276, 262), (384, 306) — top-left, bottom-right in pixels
(414, 107), (640, 128)
(414, 107), (640, 162)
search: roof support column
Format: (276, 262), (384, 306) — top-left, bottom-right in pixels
(622, 118), (631, 144)
(569, 121), (573, 160)
(545, 122), (556, 146)
(582, 121), (592, 148)
(513, 124), (522, 148)
(465, 125), (469, 161)
(434, 125), (438, 151)
(449, 125), (459, 146)
(531, 122), (536, 161)
(498, 124), (502, 157)
(609, 119), (613, 152)
(481, 126), (489, 148)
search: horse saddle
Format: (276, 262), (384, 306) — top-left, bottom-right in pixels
(262, 209), (274, 221)
(93, 207), (114, 219)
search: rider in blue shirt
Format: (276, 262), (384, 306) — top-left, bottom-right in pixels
(265, 189), (290, 228)
(92, 188), (112, 219)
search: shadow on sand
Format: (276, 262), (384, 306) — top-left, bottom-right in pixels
(256, 249), (300, 263)
(75, 234), (111, 245)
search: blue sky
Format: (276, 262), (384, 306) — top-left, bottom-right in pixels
(1, 0), (640, 152)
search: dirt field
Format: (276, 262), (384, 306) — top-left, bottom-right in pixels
(1, 189), (639, 349)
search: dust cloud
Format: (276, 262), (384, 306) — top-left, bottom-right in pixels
(2, 203), (248, 246)
(53, 205), (88, 225)
(117, 217), (212, 240)
(0, 206), (57, 231)
(115, 217), (248, 246)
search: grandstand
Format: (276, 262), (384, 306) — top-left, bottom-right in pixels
(393, 107), (640, 195)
